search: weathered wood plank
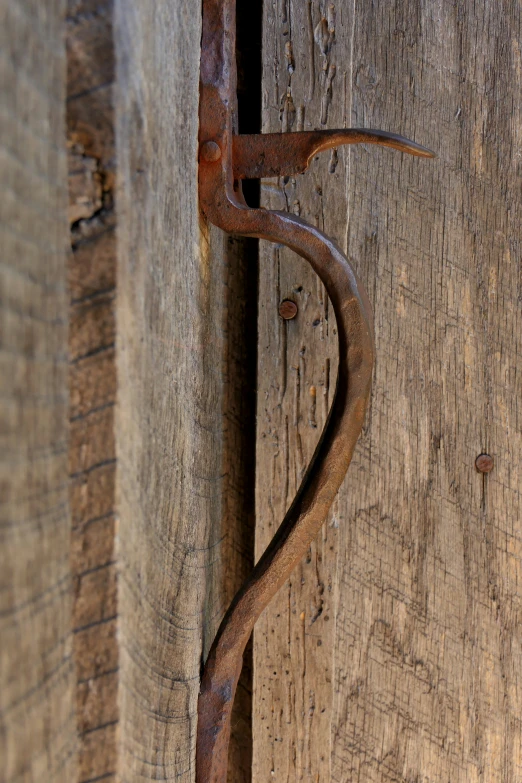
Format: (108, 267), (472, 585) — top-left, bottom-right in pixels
(66, 3), (118, 779)
(255, 2), (349, 778)
(0, 2), (77, 782)
(256, 1), (522, 781)
(115, 4), (229, 780)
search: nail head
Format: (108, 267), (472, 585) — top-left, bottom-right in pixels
(476, 453), (494, 473)
(200, 140), (221, 162)
(279, 299), (298, 320)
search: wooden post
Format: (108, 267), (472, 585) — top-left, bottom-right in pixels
(0, 1), (77, 781)
(114, 4), (241, 780)
(256, 1), (522, 781)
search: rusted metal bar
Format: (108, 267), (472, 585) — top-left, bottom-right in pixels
(233, 128), (433, 179)
(197, 1), (434, 780)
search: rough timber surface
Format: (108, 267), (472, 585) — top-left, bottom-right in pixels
(66, 2), (118, 780)
(114, 2), (256, 780)
(0, 1), (77, 781)
(115, 2), (205, 779)
(255, 1), (522, 781)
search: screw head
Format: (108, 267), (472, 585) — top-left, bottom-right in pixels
(279, 299), (298, 320)
(200, 140), (221, 162)
(476, 453), (494, 473)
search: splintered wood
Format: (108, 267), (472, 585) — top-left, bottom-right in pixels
(256, 1), (522, 781)
(67, 2), (118, 781)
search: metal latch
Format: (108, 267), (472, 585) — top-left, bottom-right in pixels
(197, 2), (434, 780)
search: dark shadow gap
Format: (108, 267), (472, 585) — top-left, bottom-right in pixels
(237, 0), (262, 208)
(225, 2), (262, 782)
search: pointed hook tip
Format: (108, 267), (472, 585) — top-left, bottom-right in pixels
(408, 143), (437, 159)
(379, 132), (436, 159)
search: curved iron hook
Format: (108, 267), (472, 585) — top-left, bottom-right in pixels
(196, 2), (434, 780)
(196, 206), (374, 783)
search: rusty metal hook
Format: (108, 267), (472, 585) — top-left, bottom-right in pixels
(197, 2), (434, 780)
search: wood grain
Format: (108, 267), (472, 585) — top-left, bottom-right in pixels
(66, 4), (118, 779)
(0, 2), (77, 781)
(256, 1), (522, 781)
(208, 231), (257, 783)
(255, 2), (348, 778)
(115, 4), (230, 780)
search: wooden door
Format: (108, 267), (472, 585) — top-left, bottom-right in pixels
(255, 2), (522, 782)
